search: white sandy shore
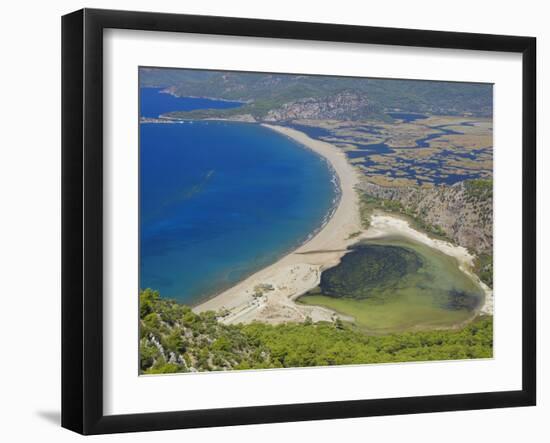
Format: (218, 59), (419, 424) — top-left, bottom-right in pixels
(194, 124), (362, 323)
(194, 124), (492, 323)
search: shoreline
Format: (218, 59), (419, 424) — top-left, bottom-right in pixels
(361, 213), (493, 315)
(194, 124), (362, 324)
(188, 160), (342, 310)
(192, 124), (492, 323)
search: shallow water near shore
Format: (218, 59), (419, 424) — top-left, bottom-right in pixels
(298, 235), (485, 332)
(140, 118), (337, 303)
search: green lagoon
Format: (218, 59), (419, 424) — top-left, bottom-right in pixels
(298, 236), (485, 333)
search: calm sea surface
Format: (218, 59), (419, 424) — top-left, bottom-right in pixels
(140, 87), (243, 118)
(140, 88), (337, 303)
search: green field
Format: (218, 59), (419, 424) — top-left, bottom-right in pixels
(298, 236), (484, 333)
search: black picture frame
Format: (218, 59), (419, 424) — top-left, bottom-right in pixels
(61, 8), (537, 435)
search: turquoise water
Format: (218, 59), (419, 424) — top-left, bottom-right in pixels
(140, 90), (338, 303)
(299, 236), (485, 332)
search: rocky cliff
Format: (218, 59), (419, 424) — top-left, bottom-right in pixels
(264, 92), (370, 121)
(163, 91), (374, 122)
(359, 180), (493, 255)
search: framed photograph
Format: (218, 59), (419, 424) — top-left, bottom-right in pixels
(61, 8), (536, 435)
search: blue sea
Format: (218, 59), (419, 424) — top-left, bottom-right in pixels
(139, 88), (337, 304)
(140, 87), (243, 118)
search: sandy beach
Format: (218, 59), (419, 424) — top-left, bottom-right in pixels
(194, 124), (362, 323)
(194, 124), (493, 323)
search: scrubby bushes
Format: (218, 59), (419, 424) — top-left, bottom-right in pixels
(139, 289), (493, 374)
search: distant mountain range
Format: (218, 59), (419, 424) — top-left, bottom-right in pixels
(140, 68), (493, 121)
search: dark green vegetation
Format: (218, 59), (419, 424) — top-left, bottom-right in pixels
(140, 289), (267, 374)
(313, 244), (423, 300)
(473, 253), (493, 288)
(463, 179), (493, 288)
(140, 68), (493, 120)
(464, 178), (493, 202)
(299, 236), (484, 332)
(140, 289), (492, 373)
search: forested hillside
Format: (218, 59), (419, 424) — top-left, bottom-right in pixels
(140, 68), (493, 119)
(140, 289), (493, 374)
